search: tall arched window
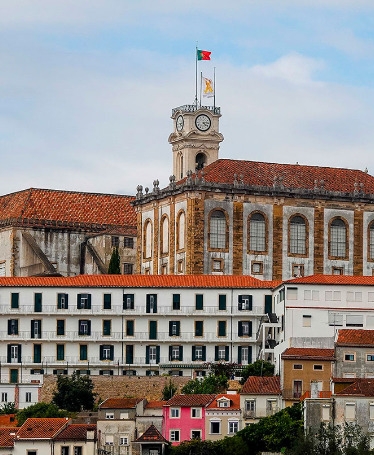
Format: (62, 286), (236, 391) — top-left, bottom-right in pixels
(289, 215), (307, 255)
(369, 221), (374, 260)
(176, 211), (185, 251)
(249, 212), (266, 252)
(143, 220), (153, 259)
(330, 218), (347, 258)
(160, 216), (169, 254)
(209, 210), (227, 249)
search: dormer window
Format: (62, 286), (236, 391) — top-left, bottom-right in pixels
(218, 398), (230, 408)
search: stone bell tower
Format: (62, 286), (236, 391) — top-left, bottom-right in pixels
(168, 104), (224, 180)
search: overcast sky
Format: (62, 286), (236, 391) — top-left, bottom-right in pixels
(1, 1), (374, 196)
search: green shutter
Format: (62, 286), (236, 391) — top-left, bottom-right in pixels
(248, 346), (253, 364)
(146, 346), (150, 364)
(219, 295), (226, 310)
(57, 320), (65, 336)
(192, 346), (196, 361)
(195, 321), (203, 337)
(103, 320), (111, 336)
(149, 321), (157, 340)
(103, 294), (111, 309)
(34, 344), (42, 363)
(34, 293), (42, 312)
(196, 294), (203, 310)
(56, 344), (64, 360)
(11, 293), (19, 309)
(156, 346), (160, 363)
(123, 294), (134, 309)
(202, 346), (206, 361)
(179, 346), (183, 361)
(80, 345), (88, 361)
(126, 320), (134, 336)
(126, 345), (134, 364)
(218, 321), (226, 337)
(238, 346), (242, 364)
(238, 321), (243, 337)
(215, 346), (219, 361)
(265, 294), (272, 314)
(225, 346), (230, 361)
(173, 294), (180, 310)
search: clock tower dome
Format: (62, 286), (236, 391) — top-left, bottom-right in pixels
(168, 105), (224, 180)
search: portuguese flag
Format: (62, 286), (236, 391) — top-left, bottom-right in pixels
(197, 49), (211, 61)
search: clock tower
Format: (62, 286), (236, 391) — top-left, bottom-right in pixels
(168, 105), (224, 180)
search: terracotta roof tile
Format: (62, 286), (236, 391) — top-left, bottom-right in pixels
(99, 398), (143, 409)
(136, 424), (168, 443)
(0, 428), (17, 448)
(241, 376), (281, 395)
(16, 418), (69, 439)
(283, 274), (374, 286)
(54, 424), (96, 441)
(189, 159), (374, 193)
(206, 393), (241, 410)
(0, 188), (136, 232)
(336, 329), (374, 346)
(335, 379), (374, 397)
(0, 274), (279, 289)
(282, 348), (335, 360)
(165, 394), (216, 407)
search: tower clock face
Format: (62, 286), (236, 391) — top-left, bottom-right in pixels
(195, 114), (211, 131)
(176, 115), (184, 131)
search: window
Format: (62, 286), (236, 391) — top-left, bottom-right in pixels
(80, 345), (88, 361)
(287, 287), (298, 300)
(192, 346), (206, 361)
(289, 215), (306, 255)
(210, 420), (221, 434)
(173, 294), (180, 310)
(123, 294), (134, 309)
(57, 320), (65, 336)
(77, 293), (91, 309)
(31, 320), (41, 339)
(170, 408), (180, 418)
(345, 353), (355, 361)
(195, 321), (203, 337)
(332, 266), (344, 275)
(103, 320), (111, 336)
(100, 345), (114, 361)
(292, 264), (304, 277)
(111, 236), (119, 247)
(124, 237), (134, 248)
(144, 219), (153, 259)
(147, 345), (159, 364)
(33, 344), (41, 363)
(78, 320), (91, 336)
(170, 430), (180, 442)
(293, 364), (303, 370)
(303, 315), (311, 327)
(251, 261), (263, 275)
(57, 293), (68, 309)
(177, 259), (184, 274)
(126, 345), (134, 364)
(228, 420), (239, 434)
(345, 403), (356, 421)
(105, 412), (114, 419)
(239, 346), (250, 365)
(176, 211), (185, 250)
(330, 218), (347, 258)
(34, 293), (42, 312)
(146, 294), (157, 313)
(25, 392), (32, 402)
(346, 315), (363, 327)
(238, 295), (252, 310)
(191, 408), (201, 418)
(212, 258), (224, 272)
(195, 294), (203, 310)
(74, 447), (82, 455)
(11, 293), (19, 309)
(218, 321), (226, 337)
(322, 404), (331, 422)
(61, 447), (69, 455)
(219, 294), (226, 310)
(367, 354), (374, 362)
(238, 321), (251, 337)
(126, 320), (134, 336)
(328, 313), (343, 326)
(1, 393), (7, 402)
(8, 319), (18, 335)
(293, 380), (302, 398)
(169, 321), (180, 336)
(170, 345), (183, 361)
(245, 400), (255, 416)
(249, 212), (266, 252)
(149, 321), (157, 340)
(160, 215), (169, 254)
(119, 437), (129, 446)
(216, 345), (228, 361)
(191, 430), (201, 439)
(314, 365), (323, 370)
(266, 399), (277, 416)
(103, 294), (111, 309)
(218, 399), (229, 408)
(370, 403), (374, 420)
(209, 210), (227, 249)
(123, 263), (133, 274)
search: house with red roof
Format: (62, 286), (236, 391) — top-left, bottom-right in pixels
(0, 427), (17, 454)
(52, 423), (96, 455)
(163, 394), (215, 445)
(205, 392), (241, 440)
(134, 424), (168, 455)
(0, 188), (136, 278)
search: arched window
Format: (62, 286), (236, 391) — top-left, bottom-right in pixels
(249, 212), (266, 252)
(369, 221), (374, 260)
(180, 155), (184, 179)
(143, 220), (153, 259)
(330, 218), (347, 258)
(195, 153), (207, 171)
(160, 216), (169, 254)
(289, 215), (307, 255)
(209, 210), (227, 249)
(176, 211), (185, 251)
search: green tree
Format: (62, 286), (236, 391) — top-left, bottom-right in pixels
(0, 402), (16, 414)
(52, 373), (96, 412)
(16, 402), (69, 426)
(181, 374), (228, 394)
(162, 379), (177, 401)
(169, 439), (217, 455)
(205, 362), (238, 379)
(108, 247), (121, 274)
(240, 360), (275, 384)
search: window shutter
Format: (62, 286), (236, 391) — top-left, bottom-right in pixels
(87, 294), (91, 309)
(146, 295), (150, 313)
(149, 321), (157, 340)
(173, 294), (180, 310)
(100, 345), (104, 360)
(249, 321), (253, 336)
(7, 345), (11, 363)
(30, 321), (35, 339)
(176, 322), (180, 336)
(126, 345), (133, 364)
(7, 320), (11, 335)
(248, 295), (253, 310)
(146, 346), (150, 364)
(219, 295), (226, 310)
(87, 321), (91, 336)
(34, 344), (41, 363)
(169, 322), (173, 336)
(215, 346), (219, 361)
(77, 294), (81, 309)
(195, 321), (203, 336)
(238, 346), (242, 364)
(202, 346), (206, 361)
(218, 321), (226, 337)
(169, 346), (172, 361)
(192, 346), (196, 361)
(179, 346), (183, 361)
(104, 294), (111, 309)
(225, 346), (229, 361)
(265, 294), (272, 313)
(34, 293), (42, 312)
(238, 322), (243, 337)
(11, 293), (19, 309)
(248, 346), (252, 364)
(109, 346), (114, 360)
(126, 320), (134, 336)
(196, 294), (203, 310)
(156, 346), (160, 363)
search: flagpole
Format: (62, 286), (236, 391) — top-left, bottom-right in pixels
(199, 72), (202, 107)
(195, 45), (198, 108)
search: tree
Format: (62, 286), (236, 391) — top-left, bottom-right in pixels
(16, 402), (69, 426)
(108, 247), (121, 274)
(204, 361), (238, 379)
(240, 360), (275, 384)
(0, 402), (16, 414)
(181, 374), (228, 394)
(52, 373), (96, 412)
(162, 379), (177, 401)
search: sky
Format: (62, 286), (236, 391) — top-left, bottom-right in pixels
(1, 1), (374, 196)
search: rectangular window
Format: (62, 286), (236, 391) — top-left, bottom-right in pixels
(57, 320), (65, 336)
(212, 258), (224, 272)
(126, 320), (134, 336)
(346, 315), (363, 327)
(170, 346), (182, 360)
(314, 365), (323, 370)
(124, 237), (134, 248)
(8, 319), (18, 335)
(245, 400), (255, 416)
(345, 403), (356, 421)
(56, 344), (65, 361)
(74, 448), (82, 455)
(170, 408), (180, 418)
(11, 293), (19, 309)
(123, 294), (134, 309)
(103, 320), (111, 336)
(228, 421), (239, 434)
(287, 287), (298, 300)
(367, 354), (374, 362)
(57, 293), (68, 309)
(195, 321), (203, 337)
(119, 437), (129, 446)
(293, 380), (302, 398)
(169, 321), (180, 336)
(148, 345), (158, 364)
(1, 393), (7, 402)
(61, 447), (69, 455)
(34, 293), (42, 312)
(195, 294), (203, 310)
(345, 353), (355, 361)
(191, 408), (201, 418)
(322, 404), (331, 422)
(210, 421), (221, 434)
(149, 321), (157, 340)
(25, 392), (32, 403)
(328, 313), (343, 326)
(251, 261), (263, 275)
(293, 364), (303, 370)
(218, 321), (226, 337)
(217, 346), (227, 360)
(123, 263), (133, 274)
(77, 293), (91, 309)
(78, 320), (91, 336)
(219, 294), (226, 310)
(33, 344), (41, 363)
(80, 345), (88, 361)
(170, 430), (180, 442)
(126, 345), (134, 364)
(146, 294), (157, 313)
(193, 346), (205, 361)
(238, 321), (251, 336)
(370, 403), (374, 420)
(238, 295), (252, 310)
(111, 236), (119, 247)
(191, 430), (201, 440)
(172, 294), (180, 310)
(31, 320), (42, 339)
(100, 345), (114, 361)
(105, 412), (114, 419)
(303, 315), (312, 327)
(103, 294), (111, 309)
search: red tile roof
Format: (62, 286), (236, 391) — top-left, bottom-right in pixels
(16, 418), (69, 439)
(99, 398), (143, 409)
(336, 329), (374, 346)
(206, 393), (241, 411)
(165, 394), (216, 407)
(136, 424), (168, 443)
(283, 274), (374, 286)
(241, 376), (281, 395)
(0, 274), (279, 289)
(282, 348), (335, 360)
(0, 188), (136, 233)
(335, 379), (374, 397)
(192, 159), (374, 193)
(0, 428), (17, 448)
(54, 424), (96, 441)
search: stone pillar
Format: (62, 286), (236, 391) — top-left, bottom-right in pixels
(353, 208), (364, 275)
(314, 204), (325, 275)
(232, 201), (243, 275)
(272, 203), (283, 280)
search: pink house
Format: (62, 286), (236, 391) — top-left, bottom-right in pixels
(163, 394), (216, 445)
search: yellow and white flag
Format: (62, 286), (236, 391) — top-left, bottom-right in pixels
(202, 76), (214, 98)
